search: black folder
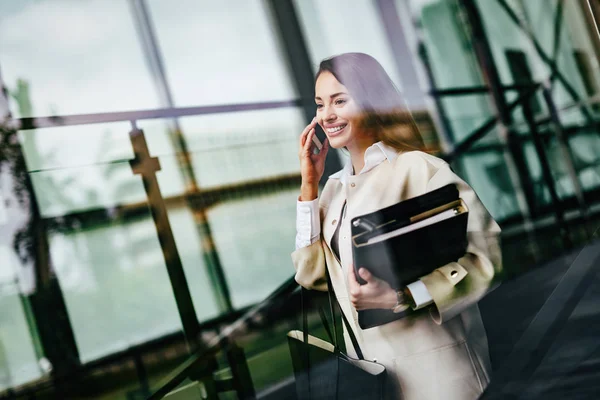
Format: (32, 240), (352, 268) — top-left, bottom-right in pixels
(350, 184), (469, 329)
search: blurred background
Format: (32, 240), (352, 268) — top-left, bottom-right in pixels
(0, 0), (599, 399)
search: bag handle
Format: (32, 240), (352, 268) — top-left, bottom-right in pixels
(300, 199), (365, 360)
(324, 266), (365, 360)
(301, 288), (335, 345)
(300, 283), (364, 360)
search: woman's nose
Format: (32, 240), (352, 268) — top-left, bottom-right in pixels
(324, 109), (337, 122)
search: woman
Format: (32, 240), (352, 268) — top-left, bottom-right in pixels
(292, 53), (502, 400)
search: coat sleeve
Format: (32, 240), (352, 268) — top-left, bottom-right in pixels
(290, 181), (335, 292)
(291, 239), (329, 291)
(418, 165), (503, 324)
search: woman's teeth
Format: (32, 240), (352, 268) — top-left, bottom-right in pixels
(326, 125), (346, 133)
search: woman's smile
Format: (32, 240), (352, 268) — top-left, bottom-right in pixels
(324, 123), (348, 137)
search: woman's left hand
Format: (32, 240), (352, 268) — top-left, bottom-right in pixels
(347, 265), (399, 311)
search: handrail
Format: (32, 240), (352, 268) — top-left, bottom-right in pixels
(148, 275), (300, 399)
(0, 306), (254, 399)
(3, 99), (301, 131)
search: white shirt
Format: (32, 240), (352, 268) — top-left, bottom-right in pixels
(295, 142), (433, 309)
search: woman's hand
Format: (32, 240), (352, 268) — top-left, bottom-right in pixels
(298, 118), (329, 200)
(347, 265), (400, 311)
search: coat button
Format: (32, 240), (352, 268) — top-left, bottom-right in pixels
(332, 219), (337, 225)
(350, 183), (356, 187)
(450, 270), (458, 278)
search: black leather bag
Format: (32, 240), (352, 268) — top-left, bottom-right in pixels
(287, 271), (386, 400)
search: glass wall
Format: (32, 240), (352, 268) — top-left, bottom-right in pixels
(473, 0), (600, 207)
(293, 0), (403, 87)
(146, 0), (296, 106)
(399, 0), (600, 222)
(400, 0), (514, 221)
(0, 0), (160, 117)
(0, 0), (303, 391)
(0, 0), (599, 397)
(0, 244), (42, 391)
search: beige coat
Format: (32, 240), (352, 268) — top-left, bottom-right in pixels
(291, 151), (502, 400)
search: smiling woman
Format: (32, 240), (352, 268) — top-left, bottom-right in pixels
(292, 52), (502, 400)
(314, 53), (426, 168)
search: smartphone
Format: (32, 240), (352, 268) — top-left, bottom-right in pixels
(312, 122), (325, 151)
(311, 132), (323, 151)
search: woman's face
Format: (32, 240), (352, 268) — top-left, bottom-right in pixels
(315, 71), (364, 149)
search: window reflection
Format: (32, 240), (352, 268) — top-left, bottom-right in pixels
(0, 0), (159, 117)
(0, 246), (42, 390)
(167, 207), (221, 321)
(145, 0), (297, 106)
(206, 189), (298, 308)
(20, 121), (188, 217)
(29, 162), (146, 218)
(164, 108), (304, 188)
(18, 122), (133, 171)
(413, 0), (499, 144)
(460, 151), (519, 221)
(48, 214), (183, 363)
(293, 0), (402, 87)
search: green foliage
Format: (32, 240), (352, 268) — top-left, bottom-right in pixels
(0, 122), (36, 265)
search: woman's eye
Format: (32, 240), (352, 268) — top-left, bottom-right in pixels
(335, 99), (347, 105)
(316, 104), (323, 110)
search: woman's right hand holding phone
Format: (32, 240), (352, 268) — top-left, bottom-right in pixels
(298, 117), (329, 201)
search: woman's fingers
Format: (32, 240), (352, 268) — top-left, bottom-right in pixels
(317, 137), (330, 160)
(309, 136), (329, 164)
(303, 128), (316, 154)
(298, 121), (312, 146)
(358, 268), (373, 283)
(298, 119), (317, 152)
(298, 125), (310, 148)
(347, 265), (361, 296)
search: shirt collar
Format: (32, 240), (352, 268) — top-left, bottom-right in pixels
(329, 142), (400, 185)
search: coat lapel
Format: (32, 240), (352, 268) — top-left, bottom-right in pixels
(321, 181), (346, 252)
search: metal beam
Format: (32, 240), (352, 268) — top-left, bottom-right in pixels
(128, 127), (202, 349)
(429, 84), (536, 97)
(0, 64), (10, 119)
(541, 82), (591, 233)
(521, 81), (569, 234)
(461, 0), (544, 255)
(581, 0), (600, 65)
(128, 0), (176, 109)
(129, 0), (233, 315)
(11, 100), (300, 130)
(375, 0), (452, 152)
(374, 0), (428, 110)
(443, 84), (540, 162)
(417, 43), (456, 152)
(149, 275), (299, 399)
(495, 0), (595, 122)
(1, 80), (81, 381)
(551, 0), (565, 83)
